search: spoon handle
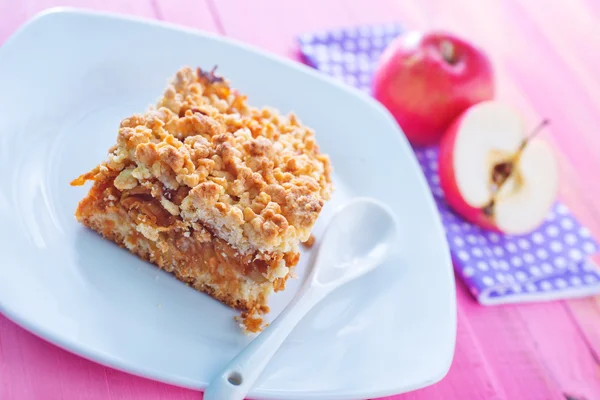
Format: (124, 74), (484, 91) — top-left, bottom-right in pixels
(203, 286), (324, 400)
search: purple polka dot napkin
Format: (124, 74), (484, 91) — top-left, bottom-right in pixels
(298, 24), (600, 304)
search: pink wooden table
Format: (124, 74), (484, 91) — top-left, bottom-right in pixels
(2, 1), (600, 399)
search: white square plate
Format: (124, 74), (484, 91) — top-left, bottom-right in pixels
(0, 9), (456, 399)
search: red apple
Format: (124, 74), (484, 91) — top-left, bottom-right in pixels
(438, 101), (558, 235)
(372, 31), (495, 147)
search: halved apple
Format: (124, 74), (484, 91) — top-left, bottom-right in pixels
(438, 101), (558, 235)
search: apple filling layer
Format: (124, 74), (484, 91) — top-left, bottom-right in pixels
(74, 175), (298, 330)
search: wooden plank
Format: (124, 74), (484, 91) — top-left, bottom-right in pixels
(102, 368), (198, 400)
(153, 0), (220, 32)
(0, 0), (156, 44)
(447, 279), (562, 400)
(567, 297), (600, 359)
(0, 313), (199, 400)
(0, 313), (113, 399)
(382, 276), (565, 399)
(500, 0), (600, 229)
(512, 0), (600, 87)
(0, 0), (220, 45)
(517, 303), (600, 400)
(379, 310), (505, 399)
(498, 6), (600, 201)
(211, 0), (389, 58)
(379, 274), (512, 399)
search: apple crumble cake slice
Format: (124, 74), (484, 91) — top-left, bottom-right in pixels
(71, 66), (332, 332)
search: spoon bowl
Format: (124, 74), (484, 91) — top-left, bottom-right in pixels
(203, 197), (398, 400)
(310, 197), (398, 288)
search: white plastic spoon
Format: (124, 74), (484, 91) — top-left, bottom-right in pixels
(203, 197), (397, 400)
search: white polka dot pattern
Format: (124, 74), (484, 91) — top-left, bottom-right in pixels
(298, 25), (600, 303)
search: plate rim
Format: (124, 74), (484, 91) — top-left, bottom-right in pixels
(0, 7), (457, 399)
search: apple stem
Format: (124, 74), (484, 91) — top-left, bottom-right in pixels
(519, 118), (550, 151)
(440, 40), (457, 65)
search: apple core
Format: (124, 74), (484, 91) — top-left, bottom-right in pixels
(482, 119), (551, 220)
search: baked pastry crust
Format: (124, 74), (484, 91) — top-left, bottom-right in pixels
(71, 66), (332, 332)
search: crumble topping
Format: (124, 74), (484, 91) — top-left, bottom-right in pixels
(72, 66), (333, 255)
(302, 234), (316, 249)
(236, 310), (269, 334)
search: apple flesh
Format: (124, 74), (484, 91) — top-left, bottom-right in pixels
(439, 101), (558, 235)
(372, 31), (495, 147)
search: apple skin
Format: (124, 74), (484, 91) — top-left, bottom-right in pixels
(372, 31), (495, 147)
(438, 114), (500, 231)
